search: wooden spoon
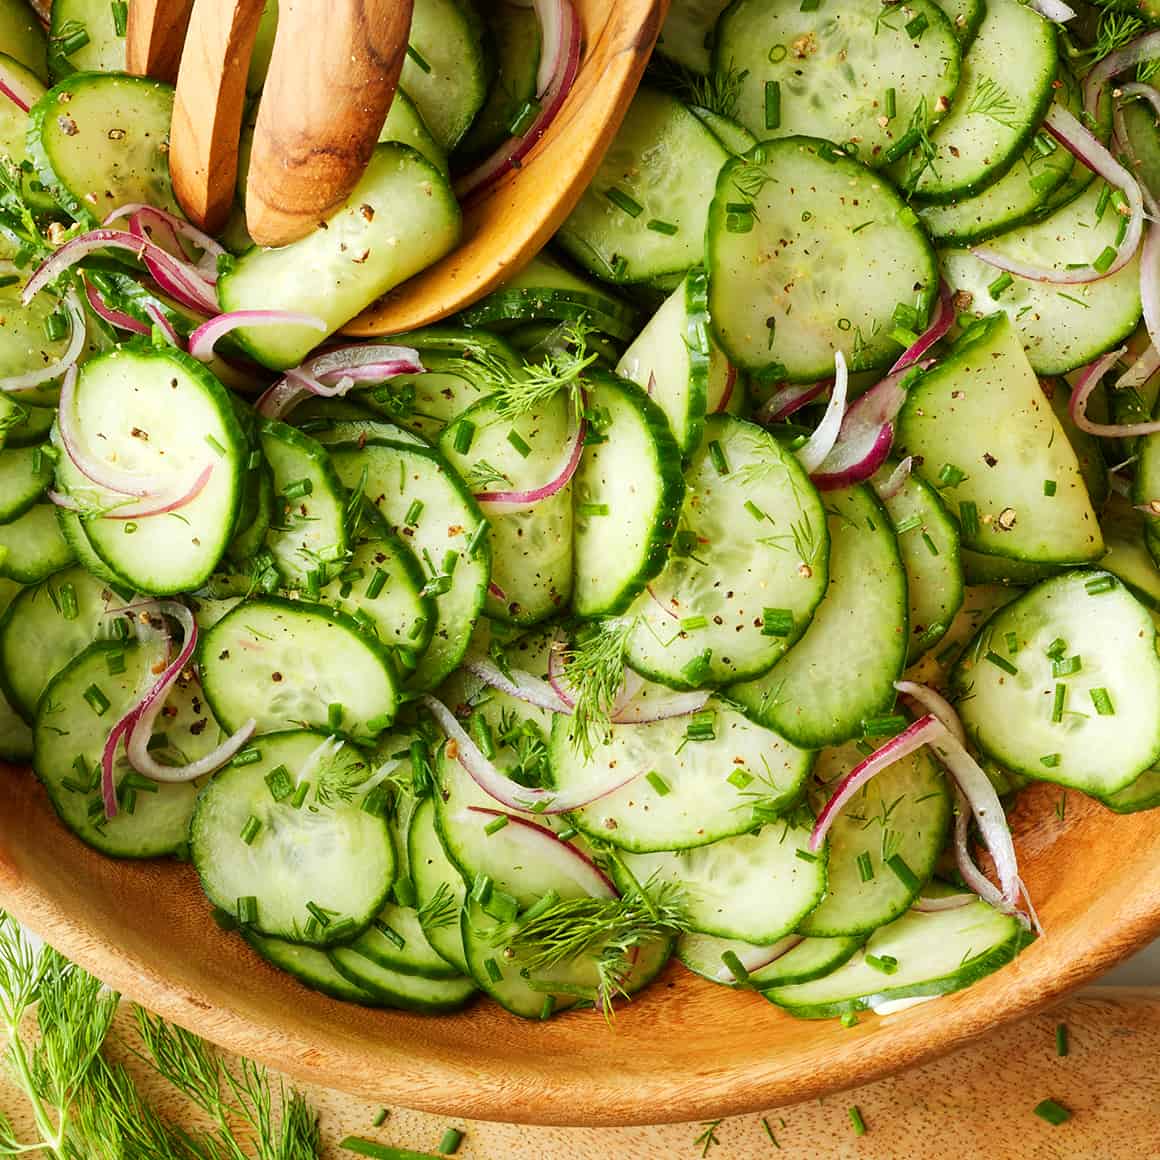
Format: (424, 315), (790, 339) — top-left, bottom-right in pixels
(126, 0), (194, 83)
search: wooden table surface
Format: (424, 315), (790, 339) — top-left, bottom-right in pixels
(3, 987), (1159, 1158)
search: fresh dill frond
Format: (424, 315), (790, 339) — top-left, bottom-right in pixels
(306, 737), (369, 807)
(464, 458), (511, 490)
(558, 618), (636, 759)
(0, 156), (51, 260)
(646, 52), (744, 120)
(417, 881), (460, 932)
(495, 706), (551, 788)
(694, 1118), (724, 1157)
(1074, 8), (1146, 68)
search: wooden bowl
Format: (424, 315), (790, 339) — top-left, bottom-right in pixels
(2, 766), (1158, 1126)
(340, 0), (665, 338)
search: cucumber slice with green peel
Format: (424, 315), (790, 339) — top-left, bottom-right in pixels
(0, 445), (52, 523)
(191, 730), (396, 945)
(0, 280), (81, 404)
(226, 463), (274, 564)
(245, 931), (378, 1005)
(0, 505), (74, 583)
(380, 88), (448, 177)
(730, 485), (908, 749)
(764, 889), (1030, 1017)
(677, 931), (862, 989)
(707, 138), (939, 382)
(1097, 765), (1160, 814)
(624, 414), (829, 688)
(1044, 377), (1108, 508)
(891, 0), (1058, 202)
(348, 901), (462, 979)
(53, 508), (126, 587)
(1101, 499), (1160, 610)
(506, 322), (624, 369)
(458, 252), (639, 341)
(689, 107), (757, 156)
(904, 583), (1020, 687)
(408, 795), (470, 974)
(798, 742), (952, 938)
(897, 314), (1104, 565)
(327, 438), (489, 690)
(257, 420), (348, 588)
(952, 570), (1160, 793)
(615, 818), (826, 943)
(199, 597), (399, 741)
(309, 416), (429, 451)
(49, 0), (127, 77)
(657, 0), (732, 73)
(958, 549), (1062, 587)
(873, 464), (964, 663)
(29, 72), (178, 221)
(549, 696), (813, 853)
(439, 392), (573, 625)
(0, 0), (47, 79)
(328, 946), (476, 1011)
(51, 347), (248, 596)
(933, 0), (984, 45)
(1119, 96), (1160, 214)
(940, 182), (1143, 376)
(218, 143), (461, 370)
(0, 577), (31, 761)
(34, 640), (199, 858)
(571, 374), (686, 618)
(0, 51), (44, 171)
(715, 0), (960, 168)
(556, 86), (730, 285)
(401, 0), (488, 153)
(1, 403), (56, 450)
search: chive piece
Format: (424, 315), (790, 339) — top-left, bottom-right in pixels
(1004, 631), (1020, 655)
(886, 853), (919, 890)
(605, 186), (644, 217)
(1045, 637), (1068, 660)
(1090, 687), (1115, 716)
(905, 11), (928, 36)
(984, 651), (1018, 676)
(856, 851), (875, 882)
(1051, 683), (1067, 724)
(1033, 1099), (1071, 1126)
(938, 463), (967, 487)
(471, 713), (495, 760)
(795, 849), (818, 864)
(205, 433), (227, 457)
(83, 684), (110, 716)
(894, 513), (922, 535)
(646, 218), (678, 235)
(1055, 1022), (1069, 1057)
(960, 500), (979, 535)
(451, 419), (475, 454)
(680, 615), (708, 632)
(282, 477), (313, 500)
(305, 901), (333, 928)
(373, 919), (405, 950)
(727, 768), (753, 790)
(988, 272), (1014, 300)
(726, 208), (754, 233)
(1040, 753), (1061, 768)
(680, 650), (712, 685)
(1084, 575), (1115, 595)
(721, 950), (750, 984)
(362, 784), (392, 818)
(708, 440), (730, 476)
(840, 1011), (859, 1029)
(684, 708), (717, 742)
(506, 429), (532, 458)
(1043, 479), (1057, 497)
(890, 325), (919, 350)
(406, 44), (432, 72)
(471, 873), (493, 906)
(327, 702), (344, 731)
(921, 531), (939, 557)
(762, 607), (794, 637)
(290, 781), (310, 810)
(632, 768), (669, 799)
(519, 891), (560, 926)
(866, 952), (899, 975)
(59, 582), (79, 621)
(482, 889), (518, 923)
(484, 814), (509, 836)
(111, 0), (128, 35)
(744, 499), (767, 521)
(438, 1128), (465, 1155)
(366, 567), (388, 599)
(265, 765), (293, 801)
(240, 816), (262, 845)
(764, 80), (781, 130)
(1051, 655), (1082, 678)
(884, 86), (896, 119)
(848, 1106), (867, 1136)
(577, 502), (610, 517)
(1093, 245), (1118, 274)
(863, 715), (908, 738)
(404, 499), (424, 526)
(508, 99), (540, 135)
(236, 896), (258, 926)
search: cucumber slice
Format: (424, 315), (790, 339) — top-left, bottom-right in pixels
(799, 742), (951, 937)
(439, 392), (573, 625)
(348, 901), (461, 979)
(625, 414), (829, 687)
(657, 0), (732, 73)
(572, 374), (686, 618)
(556, 86), (730, 284)
(959, 549), (1061, 587)
(933, 0), (984, 45)
(54, 508), (125, 586)
(199, 597), (399, 741)
(380, 88), (448, 177)
(401, 0), (488, 152)
(191, 731), (395, 944)
(677, 931), (862, 989)
(245, 931), (378, 1005)
(1045, 377), (1108, 509)
(905, 582), (1019, 687)
(892, 0), (1057, 202)
(0, 505), (74, 583)
(707, 137), (939, 382)
(550, 696), (813, 852)
(328, 946), (476, 1011)
(689, 107), (757, 157)
(327, 437), (489, 690)
(1101, 499), (1160, 610)
(226, 462), (274, 563)
(1097, 765), (1160, 814)
(615, 817), (826, 943)
(52, 347), (248, 595)
(765, 891), (1029, 1017)
(49, 0), (126, 76)
(0, 0), (47, 79)
(408, 795), (470, 973)
(873, 463), (964, 662)
(952, 570), (1160, 792)
(897, 314), (1104, 565)
(716, 0), (960, 168)
(940, 182), (1144, 376)
(730, 484), (908, 748)
(218, 143), (461, 370)
(0, 280), (78, 407)
(29, 72), (178, 221)
(0, 52), (45, 192)
(34, 640), (199, 857)
(2, 403), (57, 451)
(0, 578), (31, 761)
(0, 445), (52, 523)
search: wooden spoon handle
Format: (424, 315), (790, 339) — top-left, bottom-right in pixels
(126, 0), (196, 82)
(244, 0), (412, 247)
(170, 0), (266, 234)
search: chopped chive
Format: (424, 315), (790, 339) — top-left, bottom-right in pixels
(726, 209), (755, 233)
(856, 851), (875, 882)
(265, 765), (293, 800)
(392, 876), (416, 907)
(605, 186), (644, 217)
(848, 1106), (867, 1136)
(484, 814), (509, 836)
(111, 0), (128, 35)
(577, 502), (610, 517)
(863, 715), (908, 737)
(987, 272), (1014, 300)
(555, 825), (578, 842)
(744, 499), (767, 521)
(371, 1109), (388, 1129)
(82, 684), (110, 716)
(1045, 637), (1068, 660)
(327, 702), (344, 730)
(236, 896), (258, 926)
(471, 873), (493, 906)
(466, 521), (488, 558)
(366, 567), (388, 599)
(680, 649), (712, 685)
(1052, 655), (1082, 678)
(482, 889), (518, 923)
(1051, 683), (1067, 723)
(1084, 575), (1116, 595)
(1040, 753), (1061, 768)
(840, 1011), (859, 1028)
(684, 708), (717, 742)
(362, 784), (392, 817)
(721, 950), (750, 983)
(282, 477), (313, 500)
(451, 420), (475, 455)
(680, 615), (708, 632)
(520, 891), (561, 926)
(886, 853), (919, 890)
(205, 433), (227, 456)
(1043, 479), (1057, 497)
(1033, 1099), (1071, 1126)
(438, 1128), (465, 1155)
(59, 582), (79, 621)
(1056, 1022), (1069, 1057)
(471, 713), (496, 760)
(240, 816), (262, 845)
(290, 781), (310, 810)
(893, 513), (923, 535)
(884, 86), (896, 119)
(1090, 687), (1115, 716)
(708, 440), (730, 476)
(373, 920), (405, 950)
(1093, 245), (1118, 274)
(646, 770), (671, 796)
(1004, 631), (1020, 655)
(866, 953), (899, 975)
(507, 98), (540, 135)
(984, 651), (1018, 676)
(406, 44), (432, 72)
(305, 901), (333, 928)
(905, 11), (928, 36)
(921, 531), (940, 557)
(728, 768), (753, 789)
(646, 218), (678, 235)
(765, 79), (781, 130)
(762, 607), (794, 637)
(405, 499), (424, 526)
(483, 957), (503, 983)
(506, 429), (532, 458)
(795, 849), (818, 864)
(937, 462), (967, 487)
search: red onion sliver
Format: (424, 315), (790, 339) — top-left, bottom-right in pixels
(475, 418), (586, 510)
(891, 282), (954, 373)
(874, 456), (914, 502)
(101, 712), (136, 819)
(463, 656), (573, 714)
(609, 686), (710, 725)
(144, 303), (181, 347)
(84, 278), (151, 336)
(713, 363), (737, 414)
(755, 379), (831, 425)
(188, 310), (327, 363)
(0, 285), (86, 393)
(1084, 29), (1160, 125)
(106, 203), (226, 271)
(1068, 347), (1160, 437)
(100, 464), (214, 521)
(713, 936), (804, 983)
(23, 230), (152, 302)
(796, 351), (848, 473)
(0, 59), (37, 112)
(893, 680), (965, 744)
(463, 806), (618, 898)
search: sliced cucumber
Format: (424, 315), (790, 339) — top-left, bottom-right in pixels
(550, 697), (812, 852)
(556, 86), (730, 284)
(730, 484), (908, 749)
(328, 946), (476, 1011)
(191, 731), (395, 944)
(408, 795), (469, 973)
(0, 578), (31, 761)
(1046, 377), (1108, 509)
(959, 548), (1061, 587)
(347, 901), (461, 979)
(677, 931), (862, 989)
(1, 398), (55, 453)
(0, 52), (45, 193)
(707, 137), (939, 381)
(625, 414), (829, 687)
(934, 0), (984, 45)
(615, 816), (826, 943)
(0, 445), (52, 523)
(689, 107), (757, 156)
(53, 508), (125, 587)
(952, 570), (1160, 793)
(657, 0), (732, 73)
(0, 505), (74, 583)
(0, 0), (47, 79)
(380, 88), (448, 177)
(572, 374), (685, 617)
(49, 0), (126, 76)
(0, 280), (76, 412)
(1101, 498), (1160, 610)
(897, 314), (1104, 564)
(199, 597), (399, 741)
(716, 0), (960, 168)
(219, 143), (461, 370)
(245, 931), (379, 1005)
(1097, 766), (1160, 814)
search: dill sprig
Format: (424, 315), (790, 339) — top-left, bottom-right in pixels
(1072, 8), (1146, 68)
(417, 881), (460, 932)
(646, 53), (744, 120)
(558, 618), (636, 759)
(0, 156), (51, 261)
(463, 459), (511, 490)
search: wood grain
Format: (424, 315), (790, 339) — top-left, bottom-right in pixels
(3, 989), (1159, 1156)
(244, 0), (411, 246)
(341, 0), (666, 336)
(170, 0), (266, 234)
(2, 768), (1159, 1128)
(126, 0), (195, 83)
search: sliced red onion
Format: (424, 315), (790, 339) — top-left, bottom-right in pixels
(546, 639), (575, 709)
(99, 464), (214, 520)
(1116, 344), (1160, 394)
(463, 656), (573, 714)
(487, 582), (508, 603)
(1026, 0), (1074, 21)
(1084, 30), (1160, 125)
(874, 456), (914, 501)
(100, 713), (136, 819)
(713, 364), (738, 415)
(609, 686), (710, 725)
(890, 283), (954, 373)
(462, 806), (618, 898)
(0, 60), (40, 113)
(106, 203), (226, 278)
(144, 303), (181, 347)
(84, 278), (151, 337)
(422, 694), (640, 814)
(1113, 84), (1160, 217)
(454, 0), (582, 203)
(713, 935), (803, 984)
(141, 250), (219, 315)
(972, 106), (1144, 285)
(188, 310), (327, 364)
(0, 284), (86, 393)
(1068, 346), (1160, 437)
(795, 352), (848, 473)
(755, 379), (831, 425)
(893, 680), (965, 744)
(911, 892), (975, 913)
(474, 418), (586, 510)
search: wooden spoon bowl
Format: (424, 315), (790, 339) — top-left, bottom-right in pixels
(2, 767), (1158, 1125)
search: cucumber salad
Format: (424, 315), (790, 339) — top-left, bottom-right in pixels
(3, 0), (1160, 1024)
